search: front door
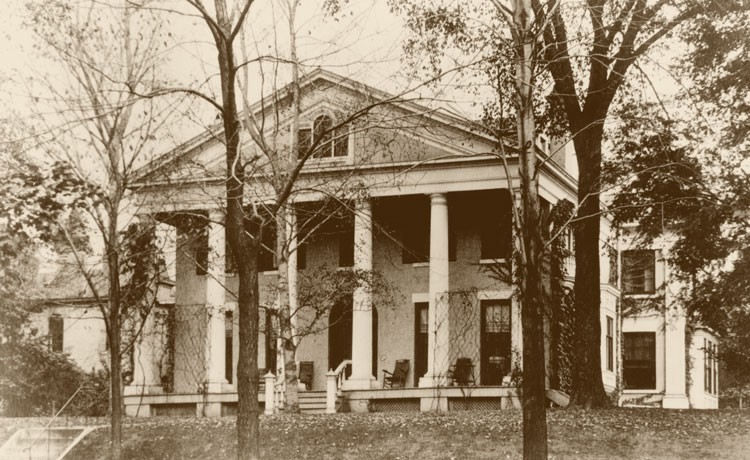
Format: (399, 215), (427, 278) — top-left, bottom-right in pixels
(414, 302), (428, 386)
(480, 300), (511, 385)
(328, 297), (378, 378)
(329, 297), (353, 377)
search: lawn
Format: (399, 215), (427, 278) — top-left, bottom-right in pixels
(3, 409), (750, 459)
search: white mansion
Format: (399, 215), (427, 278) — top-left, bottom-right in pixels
(34, 70), (718, 415)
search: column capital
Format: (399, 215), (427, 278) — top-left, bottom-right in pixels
(429, 193), (447, 206)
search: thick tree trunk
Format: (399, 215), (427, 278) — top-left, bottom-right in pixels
(513, 1), (548, 457)
(108, 318), (123, 460)
(107, 208), (123, 460)
(235, 242), (260, 460)
(210, 2), (262, 458)
(569, 128), (609, 408)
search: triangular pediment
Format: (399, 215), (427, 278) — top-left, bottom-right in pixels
(134, 70), (497, 186)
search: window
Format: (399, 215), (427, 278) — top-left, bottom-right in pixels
(606, 317), (614, 372)
(480, 300), (512, 385)
(704, 339), (718, 395)
(623, 332), (656, 389)
(414, 302), (429, 386)
(48, 315), (64, 352)
(299, 115), (348, 159)
(622, 250), (656, 294)
(225, 311), (233, 384)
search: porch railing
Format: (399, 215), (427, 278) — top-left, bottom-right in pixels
(333, 359), (352, 393)
(325, 359), (351, 414)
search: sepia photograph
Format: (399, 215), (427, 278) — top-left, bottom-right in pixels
(0, 0), (748, 459)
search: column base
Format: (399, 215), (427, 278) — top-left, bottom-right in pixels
(124, 401), (151, 417)
(420, 396), (448, 412)
(203, 381), (227, 394)
(662, 393), (690, 409)
(342, 376), (377, 391)
(418, 374), (448, 388)
(198, 401), (222, 417)
(123, 384), (163, 396)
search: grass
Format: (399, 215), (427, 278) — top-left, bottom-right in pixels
(3, 409), (750, 459)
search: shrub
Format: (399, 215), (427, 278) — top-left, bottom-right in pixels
(0, 339), (108, 416)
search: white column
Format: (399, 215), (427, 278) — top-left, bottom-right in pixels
(205, 209), (227, 393)
(124, 215), (161, 397)
(662, 254), (689, 408)
(663, 308), (689, 408)
(346, 198), (376, 389)
(420, 193), (450, 387)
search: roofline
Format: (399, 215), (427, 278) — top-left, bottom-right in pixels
(132, 69), (505, 184)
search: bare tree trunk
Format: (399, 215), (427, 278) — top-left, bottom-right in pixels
(235, 242), (260, 460)
(512, 1), (548, 458)
(108, 314), (123, 460)
(107, 224), (123, 460)
(276, 208), (299, 412)
(210, 1), (261, 457)
(570, 127), (609, 408)
(278, 0), (301, 413)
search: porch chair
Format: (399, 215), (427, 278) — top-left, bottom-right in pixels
(382, 359), (410, 388)
(447, 357), (476, 386)
(298, 361), (314, 390)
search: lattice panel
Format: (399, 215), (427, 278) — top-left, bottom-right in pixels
(370, 398), (420, 413)
(448, 397), (502, 411)
(151, 403), (197, 417)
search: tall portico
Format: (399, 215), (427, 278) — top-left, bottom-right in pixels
(204, 209), (228, 395)
(344, 197), (376, 390)
(419, 193), (451, 387)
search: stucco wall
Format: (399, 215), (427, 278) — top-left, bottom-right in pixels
(29, 305), (107, 372)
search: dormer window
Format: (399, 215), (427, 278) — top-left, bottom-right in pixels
(298, 115), (348, 159)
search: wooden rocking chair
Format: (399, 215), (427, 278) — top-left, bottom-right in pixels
(383, 359), (410, 388)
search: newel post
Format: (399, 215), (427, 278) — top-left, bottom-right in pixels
(326, 370), (337, 414)
(264, 372), (276, 415)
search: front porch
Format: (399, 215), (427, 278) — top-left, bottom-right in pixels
(123, 384), (521, 417)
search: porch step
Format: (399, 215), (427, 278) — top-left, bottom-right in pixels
(0, 427), (93, 460)
(299, 390), (327, 414)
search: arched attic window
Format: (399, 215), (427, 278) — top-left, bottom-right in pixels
(298, 114), (348, 159)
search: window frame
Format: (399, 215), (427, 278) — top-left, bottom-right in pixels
(606, 316), (614, 372)
(298, 114), (350, 161)
(225, 311), (234, 384)
(621, 249), (657, 295)
(48, 314), (64, 353)
(623, 331), (656, 390)
(704, 339), (718, 395)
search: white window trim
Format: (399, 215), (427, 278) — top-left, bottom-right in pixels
(299, 113), (353, 165)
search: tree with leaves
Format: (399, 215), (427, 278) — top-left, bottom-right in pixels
(7, 3), (175, 458)
(392, 0), (554, 456)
